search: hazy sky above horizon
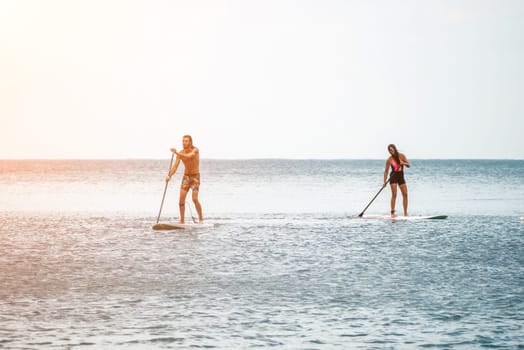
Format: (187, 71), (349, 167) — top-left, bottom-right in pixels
(1, 0), (523, 159)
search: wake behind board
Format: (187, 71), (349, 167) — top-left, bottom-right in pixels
(152, 222), (215, 230)
(362, 214), (448, 221)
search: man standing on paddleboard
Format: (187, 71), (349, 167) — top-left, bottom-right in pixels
(165, 135), (204, 224)
(384, 144), (410, 218)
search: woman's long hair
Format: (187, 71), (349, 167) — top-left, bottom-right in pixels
(388, 144), (400, 166)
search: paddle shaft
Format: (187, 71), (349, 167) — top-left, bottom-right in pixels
(156, 153), (175, 224)
(358, 177), (391, 217)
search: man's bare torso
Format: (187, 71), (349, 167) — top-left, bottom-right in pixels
(180, 147), (199, 175)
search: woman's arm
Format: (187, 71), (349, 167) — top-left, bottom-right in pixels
(384, 158), (391, 184)
(399, 153), (410, 168)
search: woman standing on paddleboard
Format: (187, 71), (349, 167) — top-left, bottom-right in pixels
(384, 144), (410, 218)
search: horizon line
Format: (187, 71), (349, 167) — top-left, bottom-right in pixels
(0, 157), (523, 161)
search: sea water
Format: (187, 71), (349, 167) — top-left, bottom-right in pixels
(0, 160), (523, 349)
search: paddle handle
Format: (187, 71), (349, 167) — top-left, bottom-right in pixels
(358, 177), (390, 217)
(156, 152), (175, 224)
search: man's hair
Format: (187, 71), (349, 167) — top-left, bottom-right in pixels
(183, 135), (193, 147)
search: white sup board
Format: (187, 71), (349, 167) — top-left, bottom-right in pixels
(520, 216), (524, 221)
(152, 222), (215, 230)
(361, 214), (448, 221)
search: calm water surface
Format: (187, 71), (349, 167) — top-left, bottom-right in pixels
(0, 160), (523, 349)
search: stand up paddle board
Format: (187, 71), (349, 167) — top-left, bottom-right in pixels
(520, 216), (524, 221)
(361, 215), (447, 221)
(152, 222), (215, 230)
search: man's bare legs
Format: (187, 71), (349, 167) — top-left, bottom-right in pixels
(179, 189), (188, 224)
(192, 190), (204, 223)
(179, 189), (203, 224)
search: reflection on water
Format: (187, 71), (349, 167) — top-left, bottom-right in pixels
(0, 214), (523, 348)
(0, 160), (523, 348)
(1, 159), (523, 215)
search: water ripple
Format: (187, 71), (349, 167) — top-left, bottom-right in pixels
(0, 213), (522, 349)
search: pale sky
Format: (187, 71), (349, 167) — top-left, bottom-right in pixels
(1, 0), (523, 159)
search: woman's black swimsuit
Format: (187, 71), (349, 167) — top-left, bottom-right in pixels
(390, 170), (406, 185)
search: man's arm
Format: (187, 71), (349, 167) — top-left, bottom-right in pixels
(173, 147), (199, 159)
(166, 158), (181, 182)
